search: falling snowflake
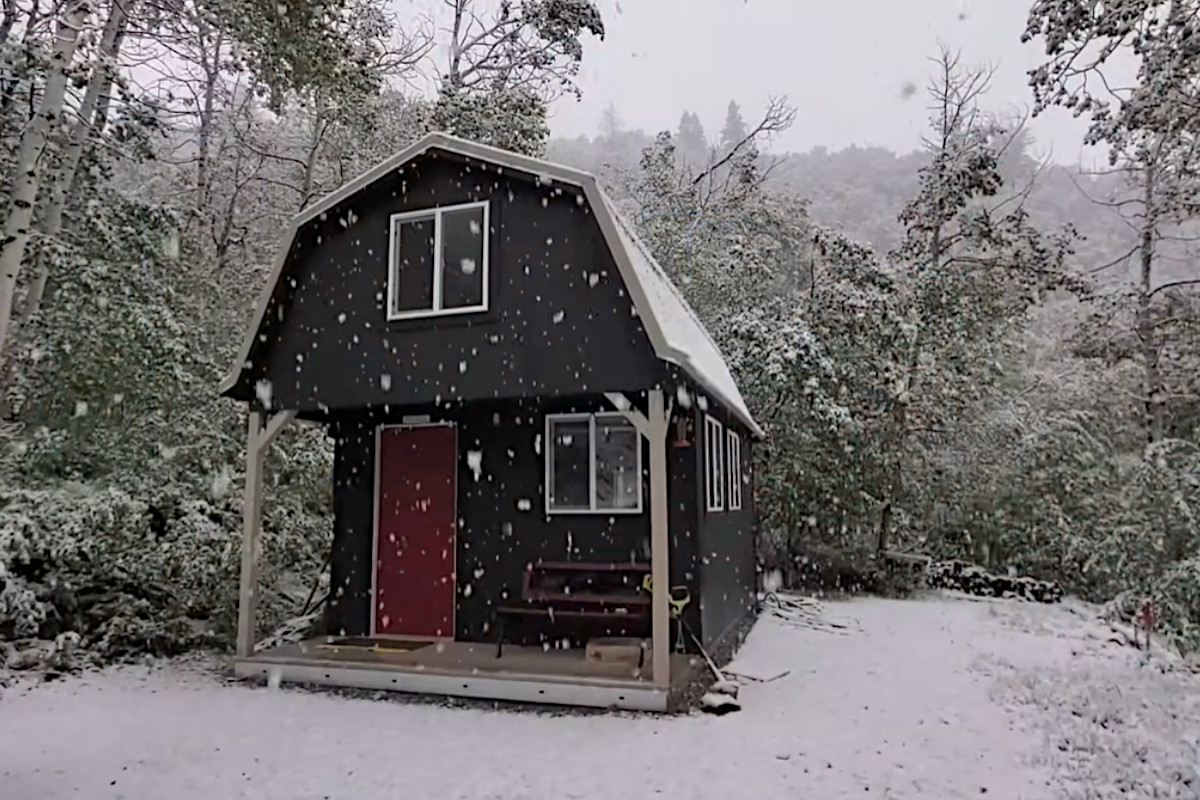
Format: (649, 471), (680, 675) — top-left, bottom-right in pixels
(516, 498), (532, 511)
(461, 258), (476, 275)
(552, 310), (565, 324)
(467, 450), (483, 481)
(380, 373), (392, 391)
(254, 379), (274, 409)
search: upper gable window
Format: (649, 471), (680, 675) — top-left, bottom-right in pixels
(387, 200), (489, 320)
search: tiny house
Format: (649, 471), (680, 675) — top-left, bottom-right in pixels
(221, 133), (764, 711)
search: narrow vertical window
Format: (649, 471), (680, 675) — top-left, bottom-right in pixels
(727, 430), (742, 511)
(705, 414), (724, 512)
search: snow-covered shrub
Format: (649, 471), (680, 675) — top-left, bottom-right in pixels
(0, 466), (331, 668)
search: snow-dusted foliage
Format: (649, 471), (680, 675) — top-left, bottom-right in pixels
(618, 47), (1199, 655)
(431, 0), (605, 157)
(429, 87), (551, 157)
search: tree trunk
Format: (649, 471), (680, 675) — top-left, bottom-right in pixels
(23, 0), (133, 323)
(195, 25), (224, 213)
(0, 0), (91, 362)
(1136, 159), (1164, 443)
(87, 19), (125, 144)
(877, 501), (892, 554)
(0, 0), (19, 44)
(0, 0), (42, 118)
(299, 100), (327, 211)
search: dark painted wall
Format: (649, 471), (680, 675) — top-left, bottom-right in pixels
(234, 150), (665, 410)
(324, 394), (705, 646)
(694, 404), (758, 647)
(326, 418), (375, 636)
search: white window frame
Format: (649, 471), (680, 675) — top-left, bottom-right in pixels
(545, 412), (643, 515)
(727, 429), (743, 511)
(386, 199), (490, 321)
(704, 414), (725, 512)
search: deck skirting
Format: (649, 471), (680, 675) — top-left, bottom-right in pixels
(234, 656), (669, 712)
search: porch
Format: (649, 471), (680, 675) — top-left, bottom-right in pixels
(235, 637), (695, 712)
(235, 389), (680, 711)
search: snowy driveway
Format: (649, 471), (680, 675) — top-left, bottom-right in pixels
(3, 594), (1196, 800)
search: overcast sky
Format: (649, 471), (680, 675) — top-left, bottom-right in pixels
(403, 0), (1114, 163)
(549, 0), (1110, 163)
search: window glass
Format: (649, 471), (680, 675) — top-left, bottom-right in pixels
(393, 216), (435, 313)
(548, 419), (590, 509)
(705, 416), (725, 511)
(440, 205), (486, 309)
(595, 418), (639, 510)
(727, 431), (742, 510)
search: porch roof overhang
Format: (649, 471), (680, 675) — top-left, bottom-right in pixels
(217, 132), (764, 440)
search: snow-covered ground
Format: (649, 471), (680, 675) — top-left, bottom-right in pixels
(2, 593), (1197, 800)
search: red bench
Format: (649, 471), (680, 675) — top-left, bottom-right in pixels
(493, 561), (651, 658)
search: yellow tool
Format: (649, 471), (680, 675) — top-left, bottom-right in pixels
(641, 575), (693, 652)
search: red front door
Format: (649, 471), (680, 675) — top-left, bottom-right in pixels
(373, 424), (457, 638)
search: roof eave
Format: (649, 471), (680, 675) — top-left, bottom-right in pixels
(672, 354), (766, 440)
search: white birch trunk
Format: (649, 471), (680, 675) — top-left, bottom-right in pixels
(0, 0), (91, 359)
(24, 0), (133, 321)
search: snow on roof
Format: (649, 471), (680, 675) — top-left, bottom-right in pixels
(218, 132), (763, 438)
(595, 191), (762, 438)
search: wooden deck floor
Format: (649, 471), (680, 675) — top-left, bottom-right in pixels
(235, 637), (696, 712)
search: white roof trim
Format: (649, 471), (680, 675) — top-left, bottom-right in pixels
(218, 132), (764, 438)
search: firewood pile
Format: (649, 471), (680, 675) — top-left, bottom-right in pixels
(761, 593), (859, 635)
(925, 559), (1063, 604)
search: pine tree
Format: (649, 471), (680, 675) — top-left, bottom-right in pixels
(675, 111), (707, 167)
(720, 101), (748, 154)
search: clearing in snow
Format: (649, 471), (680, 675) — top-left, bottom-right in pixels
(2, 593), (1198, 800)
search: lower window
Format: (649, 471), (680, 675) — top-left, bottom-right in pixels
(546, 413), (642, 513)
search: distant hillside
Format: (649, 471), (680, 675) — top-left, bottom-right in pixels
(548, 132), (1143, 286)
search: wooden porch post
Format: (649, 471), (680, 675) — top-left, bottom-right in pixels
(236, 407), (297, 659)
(236, 410), (265, 659)
(603, 390), (672, 687)
(646, 389), (671, 686)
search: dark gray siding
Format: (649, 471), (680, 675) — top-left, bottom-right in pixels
(324, 394), (705, 645)
(694, 404), (758, 647)
(235, 150), (664, 411)
(325, 419), (375, 636)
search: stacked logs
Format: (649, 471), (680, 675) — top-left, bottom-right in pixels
(925, 559), (1063, 604)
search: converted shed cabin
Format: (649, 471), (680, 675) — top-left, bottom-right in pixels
(221, 132), (764, 712)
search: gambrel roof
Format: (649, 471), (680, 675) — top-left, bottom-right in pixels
(219, 132), (764, 438)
